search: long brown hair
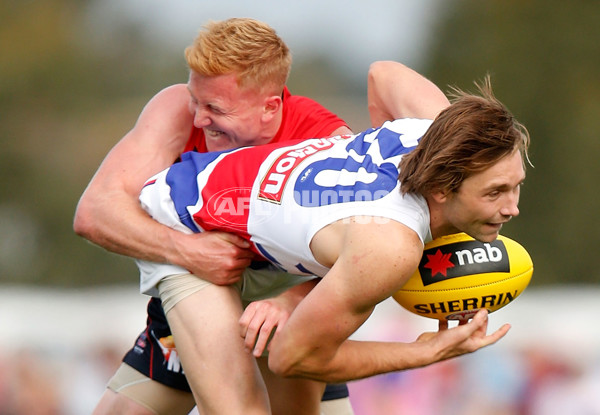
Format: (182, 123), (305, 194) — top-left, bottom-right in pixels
(399, 76), (531, 196)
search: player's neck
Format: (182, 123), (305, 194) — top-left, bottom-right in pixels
(426, 196), (456, 239)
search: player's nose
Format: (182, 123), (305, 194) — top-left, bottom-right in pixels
(193, 108), (211, 128)
(500, 192), (520, 218)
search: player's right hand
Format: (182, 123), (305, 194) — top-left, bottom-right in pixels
(415, 309), (511, 365)
(173, 230), (256, 285)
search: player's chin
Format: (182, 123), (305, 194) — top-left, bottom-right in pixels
(203, 129), (235, 149)
(207, 137), (235, 152)
(480, 223), (504, 241)
(468, 223), (502, 242)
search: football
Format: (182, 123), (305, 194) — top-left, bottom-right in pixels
(393, 233), (533, 321)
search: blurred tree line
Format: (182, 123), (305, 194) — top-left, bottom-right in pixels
(0, 0), (597, 287)
(0, 0), (186, 286)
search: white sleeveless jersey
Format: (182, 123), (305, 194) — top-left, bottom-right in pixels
(138, 118), (433, 296)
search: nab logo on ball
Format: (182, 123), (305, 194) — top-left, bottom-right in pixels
(419, 240), (510, 286)
(393, 233), (533, 321)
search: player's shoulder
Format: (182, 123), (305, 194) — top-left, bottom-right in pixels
(285, 94), (320, 110)
(283, 88), (328, 111)
(129, 84), (193, 147)
(333, 218), (423, 296)
(346, 218), (422, 262)
(139, 84), (191, 123)
(147, 84), (189, 107)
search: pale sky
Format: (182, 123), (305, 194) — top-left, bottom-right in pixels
(88, 0), (445, 81)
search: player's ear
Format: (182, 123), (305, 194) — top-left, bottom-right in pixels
(431, 190), (449, 204)
(263, 95), (282, 120)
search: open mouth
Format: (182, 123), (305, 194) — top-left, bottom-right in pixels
(205, 129), (225, 138)
(486, 222), (504, 231)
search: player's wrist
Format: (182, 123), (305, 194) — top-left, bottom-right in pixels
(403, 339), (438, 369)
(163, 228), (192, 269)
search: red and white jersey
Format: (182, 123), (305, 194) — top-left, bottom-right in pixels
(138, 118), (433, 296)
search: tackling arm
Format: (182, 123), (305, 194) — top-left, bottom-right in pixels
(367, 61), (450, 127)
(73, 84), (254, 283)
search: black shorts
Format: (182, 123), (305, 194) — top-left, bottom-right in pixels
(122, 297), (349, 400)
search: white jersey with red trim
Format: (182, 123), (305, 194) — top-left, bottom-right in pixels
(138, 118), (434, 296)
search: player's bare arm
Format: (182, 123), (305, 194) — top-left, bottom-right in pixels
(268, 218), (509, 382)
(74, 84), (253, 283)
(328, 125), (353, 137)
(74, 84), (191, 255)
(367, 61), (450, 126)
(267, 218), (422, 382)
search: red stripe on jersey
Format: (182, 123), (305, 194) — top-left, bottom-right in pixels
(191, 145), (275, 240)
(143, 179), (157, 188)
(258, 135), (352, 203)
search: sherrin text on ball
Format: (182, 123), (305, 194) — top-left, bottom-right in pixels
(393, 233), (533, 320)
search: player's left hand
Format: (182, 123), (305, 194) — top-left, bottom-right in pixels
(239, 297), (294, 357)
(415, 309), (511, 364)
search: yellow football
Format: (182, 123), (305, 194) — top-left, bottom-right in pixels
(393, 233), (533, 321)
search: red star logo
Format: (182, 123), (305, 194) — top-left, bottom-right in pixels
(423, 249), (455, 277)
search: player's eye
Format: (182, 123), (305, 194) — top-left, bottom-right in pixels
(208, 105), (225, 115)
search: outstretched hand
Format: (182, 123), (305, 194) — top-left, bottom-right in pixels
(416, 309), (511, 364)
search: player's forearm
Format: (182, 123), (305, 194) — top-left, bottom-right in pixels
(277, 279), (319, 304)
(270, 308), (506, 382)
(367, 61), (449, 125)
(269, 337), (432, 383)
(74, 190), (183, 264)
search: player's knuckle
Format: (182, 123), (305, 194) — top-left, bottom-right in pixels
(260, 325), (273, 334)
